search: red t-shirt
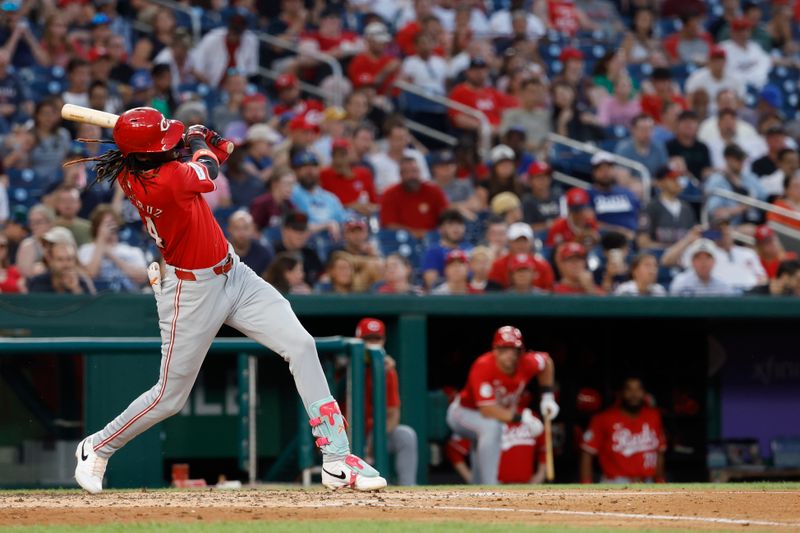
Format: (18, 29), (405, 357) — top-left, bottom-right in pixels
(272, 99), (325, 119)
(662, 32), (713, 62)
(640, 93), (688, 124)
(552, 282), (604, 294)
(545, 216), (598, 247)
(0, 265), (23, 293)
(448, 83), (516, 127)
(395, 21), (421, 57)
(459, 351), (548, 410)
(320, 166), (377, 206)
(348, 52), (397, 95)
(364, 366), (401, 432)
(379, 182), (449, 232)
(548, 0), (581, 37)
(761, 252), (798, 279)
(301, 30), (360, 53)
(488, 252), (555, 290)
(118, 161), (228, 269)
(581, 406), (667, 481)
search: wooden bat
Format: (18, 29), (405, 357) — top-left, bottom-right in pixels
(61, 103), (119, 128)
(544, 416), (554, 482)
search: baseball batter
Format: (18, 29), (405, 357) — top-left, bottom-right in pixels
(73, 107), (386, 493)
(447, 326), (559, 484)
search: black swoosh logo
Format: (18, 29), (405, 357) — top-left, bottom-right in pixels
(322, 467), (346, 480)
(81, 441), (88, 461)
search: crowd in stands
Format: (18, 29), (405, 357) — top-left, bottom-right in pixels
(1, 0), (800, 297)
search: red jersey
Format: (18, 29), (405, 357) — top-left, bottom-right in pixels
(488, 252), (555, 290)
(545, 216), (598, 247)
(548, 0), (581, 37)
(640, 93), (688, 124)
(581, 406), (667, 481)
(379, 182), (449, 232)
(459, 351), (548, 410)
(395, 22), (420, 57)
(662, 32), (713, 62)
(448, 83), (516, 127)
(320, 166), (377, 205)
(118, 161), (228, 269)
(761, 252), (798, 279)
(364, 366), (401, 432)
(348, 52), (397, 95)
(272, 99), (325, 119)
(0, 265), (22, 293)
(301, 30), (360, 53)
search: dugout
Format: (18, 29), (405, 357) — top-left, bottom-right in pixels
(0, 294), (798, 487)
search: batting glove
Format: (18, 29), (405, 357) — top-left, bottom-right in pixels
(185, 124), (210, 142)
(520, 408), (544, 437)
(540, 392), (560, 420)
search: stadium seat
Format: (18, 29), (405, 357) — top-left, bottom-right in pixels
(376, 229), (423, 268)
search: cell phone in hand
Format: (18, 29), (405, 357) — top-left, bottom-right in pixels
(701, 229), (721, 241)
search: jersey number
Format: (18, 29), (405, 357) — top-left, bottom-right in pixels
(145, 216), (165, 248)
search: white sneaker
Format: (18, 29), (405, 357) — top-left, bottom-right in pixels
(75, 437), (107, 494)
(322, 454), (387, 491)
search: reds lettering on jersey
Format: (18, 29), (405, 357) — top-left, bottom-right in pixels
(118, 161), (229, 269)
(459, 351), (548, 410)
(581, 406), (667, 480)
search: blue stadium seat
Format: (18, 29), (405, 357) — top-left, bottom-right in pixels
(376, 229), (422, 268)
(310, 231), (334, 263)
(263, 225), (282, 247)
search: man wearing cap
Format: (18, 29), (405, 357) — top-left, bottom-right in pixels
(719, 17), (771, 89)
(272, 211), (324, 285)
(319, 139), (378, 216)
(500, 78), (552, 154)
(506, 253), (544, 294)
(272, 73), (325, 119)
(192, 14), (258, 87)
(431, 249), (482, 294)
(489, 222), (554, 290)
(347, 22), (399, 96)
(545, 187), (600, 248)
(669, 238), (736, 296)
(638, 166), (697, 249)
(521, 162), (561, 232)
(685, 46), (745, 114)
(587, 153), (641, 239)
(355, 318), (419, 485)
(380, 157), (449, 239)
(553, 242), (603, 295)
(491, 192), (524, 225)
(614, 114), (669, 179)
(753, 225), (798, 280)
(28, 229), (95, 294)
(448, 57), (513, 133)
(290, 151), (346, 239)
(704, 143), (766, 226)
(421, 209), (471, 288)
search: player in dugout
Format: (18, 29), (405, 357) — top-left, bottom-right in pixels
(446, 326), (558, 484)
(580, 376), (667, 483)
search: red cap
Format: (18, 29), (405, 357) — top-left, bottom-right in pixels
(88, 46), (110, 62)
(354, 72), (376, 89)
(275, 73), (298, 90)
(754, 225), (775, 243)
(331, 138), (350, 151)
(709, 45), (726, 59)
(559, 47), (584, 63)
(508, 253), (536, 272)
(731, 17), (753, 31)
(445, 249), (469, 265)
(356, 317), (386, 339)
(527, 161), (551, 176)
(289, 115), (318, 132)
(493, 326), (523, 349)
(242, 93), (267, 106)
(558, 242), (587, 261)
(566, 187), (591, 209)
(576, 387), (602, 413)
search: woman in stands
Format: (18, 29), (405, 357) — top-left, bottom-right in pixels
(373, 253), (421, 295)
(130, 7), (175, 70)
(623, 8), (661, 65)
(315, 251), (358, 294)
(551, 81), (604, 143)
(597, 73), (641, 129)
(30, 97), (72, 181)
(39, 13), (77, 69)
(768, 173), (800, 231)
(264, 252), (312, 295)
(0, 234), (25, 293)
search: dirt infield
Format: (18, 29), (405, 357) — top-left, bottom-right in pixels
(2, 486), (799, 531)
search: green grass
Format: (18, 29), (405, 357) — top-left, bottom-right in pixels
(0, 522), (752, 533)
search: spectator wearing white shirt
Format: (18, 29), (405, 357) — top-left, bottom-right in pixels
(191, 15), (259, 87)
(669, 238), (737, 296)
(719, 17), (771, 89)
(701, 108), (766, 170)
(400, 33), (449, 97)
(368, 122), (430, 194)
(488, 2), (546, 40)
(432, 3), (491, 36)
(684, 46), (745, 115)
(614, 253), (666, 296)
(153, 27), (198, 97)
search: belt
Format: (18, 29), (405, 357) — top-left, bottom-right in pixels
(173, 255), (233, 282)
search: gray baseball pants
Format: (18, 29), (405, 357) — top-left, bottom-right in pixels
(388, 424), (418, 485)
(446, 399), (502, 484)
(91, 248), (333, 459)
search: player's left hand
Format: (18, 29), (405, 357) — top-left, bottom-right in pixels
(540, 392), (560, 420)
(185, 124), (210, 142)
(205, 129), (234, 164)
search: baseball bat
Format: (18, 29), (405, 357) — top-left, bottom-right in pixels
(544, 416), (555, 482)
(61, 103), (119, 129)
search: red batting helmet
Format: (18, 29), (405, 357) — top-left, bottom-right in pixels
(112, 107), (185, 156)
(493, 326), (523, 349)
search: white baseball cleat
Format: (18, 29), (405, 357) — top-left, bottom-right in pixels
(322, 454), (387, 491)
(75, 437), (107, 494)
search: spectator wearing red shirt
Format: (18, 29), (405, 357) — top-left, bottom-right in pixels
(489, 222), (555, 290)
(663, 12), (713, 65)
(380, 157), (449, 239)
(0, 234), (25, 293)
(754, 225), (797, 279)
(271, 73), (325, 119)
(320, 139), (378, 216)
(506, 253), (547, 294)
(581, 377), (667, 483)
(546, 188), (600, 248)
(536, 0), (590, 37)
(431, 249), (484, 295)
(553, 242), (605, 295)
(347, 22), (399, 96)
(448, 57), (516, 133)
(298, 7), (363, 73)
(640, 67), (688, 124)
(355, 318), (418, 486)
